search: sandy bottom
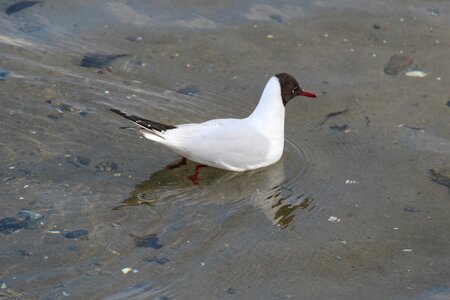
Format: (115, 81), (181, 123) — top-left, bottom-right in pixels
(0, 0), (449, 299)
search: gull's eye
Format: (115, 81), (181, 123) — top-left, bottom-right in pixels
(292, 86), (299, 93)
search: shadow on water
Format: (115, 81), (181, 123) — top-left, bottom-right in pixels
(114, 158), (315, 229)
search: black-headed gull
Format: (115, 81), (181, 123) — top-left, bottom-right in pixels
(111, 73), (316, 175)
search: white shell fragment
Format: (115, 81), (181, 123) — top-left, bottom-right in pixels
(345, 179), (358, 184)
(328, 216), (341, 223)
(405, 71), (427, 78)
(402, 249), (413, 252)
(121, 267), (133, 274)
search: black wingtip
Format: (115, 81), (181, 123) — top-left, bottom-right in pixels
(110, 108), (127, 117)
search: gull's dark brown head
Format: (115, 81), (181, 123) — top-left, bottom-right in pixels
(275, 73), (316, 106)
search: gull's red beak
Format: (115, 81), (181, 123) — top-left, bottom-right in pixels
(298, 89), (317, 98)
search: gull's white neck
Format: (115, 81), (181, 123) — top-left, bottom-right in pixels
(248, 76), (285, 127)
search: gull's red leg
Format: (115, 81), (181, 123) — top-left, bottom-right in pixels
(187, 164), (207, 185)
(166, 157), (187, 170)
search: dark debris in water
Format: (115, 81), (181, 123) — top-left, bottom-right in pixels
(6, 1), (43, 15)
(404, 205), (420, 213)
(430, 168), (450, 188)
(64, 229), (89, 239)
(330, 124), (349, 132)
(0, 217), (25, 234)
(177, 85), (200, 96)
(80, 53), (128, 68)
(226, 288), (236, 295)
(384, 54), (413, 75)
(130, 233), (162, 249)
(0, 70), (11, 80)
(16, 249), (31, 257)
(143, 256), (169, 265)
(47, 113), (61, 120)
(446, 100), (450, 107)
(270, 14), (283, 23)
(318, 108), (349, 125)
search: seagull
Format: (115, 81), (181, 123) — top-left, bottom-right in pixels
(111, 73), (316, 182)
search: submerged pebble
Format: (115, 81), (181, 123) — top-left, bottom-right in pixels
(177, 85), (200, 96)
(0, 217), (25, 234)
(270, 14), (283, 23)
(0, 70), (11, 80)
(95, 161), (118, 172)
(330, 124), (349, 132)
(80, 54), (128, 68)
(446, 100), (450, 107)
(130, 233), (162, 249)
(143, 256), (170, 265)
(56, 103), (73, 112)
(384, 54), (413, 75)
(404, 205), (420, 213)
(64, 229), (88, 239)
(6, 1), (42, 15)
(126, 35), (143, 43)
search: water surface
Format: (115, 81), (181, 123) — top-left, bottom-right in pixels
(1, 0), (450, 299)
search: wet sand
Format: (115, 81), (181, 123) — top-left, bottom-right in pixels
(1, 0), (450, 299)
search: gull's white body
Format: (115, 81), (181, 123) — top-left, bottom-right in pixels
(141, 76), (285, 171)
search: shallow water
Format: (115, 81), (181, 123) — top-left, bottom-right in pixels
(1, 0), (450, 299)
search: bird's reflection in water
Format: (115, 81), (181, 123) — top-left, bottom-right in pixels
(114, 158), (315, 229)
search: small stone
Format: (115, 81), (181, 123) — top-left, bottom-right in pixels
(121, 267), (132, 274)
(226, 288), (236, 295)
(0, 70), (10, 80)
(79, 111), (88, 117)
(56, 103), (73, 112)
(384, 54), (413, 75)
(126, 35), (143, 42)
(270, 14), (283, 23)
(266, 34), (274, 39)
(130, 233), (162, 249)
(330, 124), (348, 132)
(17, 210), (43, 221)
(446, 100), (450, 107)
(64, 229), (88, 239)
(373, 24), (381, 30)
(177, 85), (200, 96)
(80, 53), (128, 68)
(95, 161), (119, 172)
(403, 205), (420, 213)
(143, 257), (170, 265)
(0, 217), (25, 234)
(16, 249), (31, 257)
